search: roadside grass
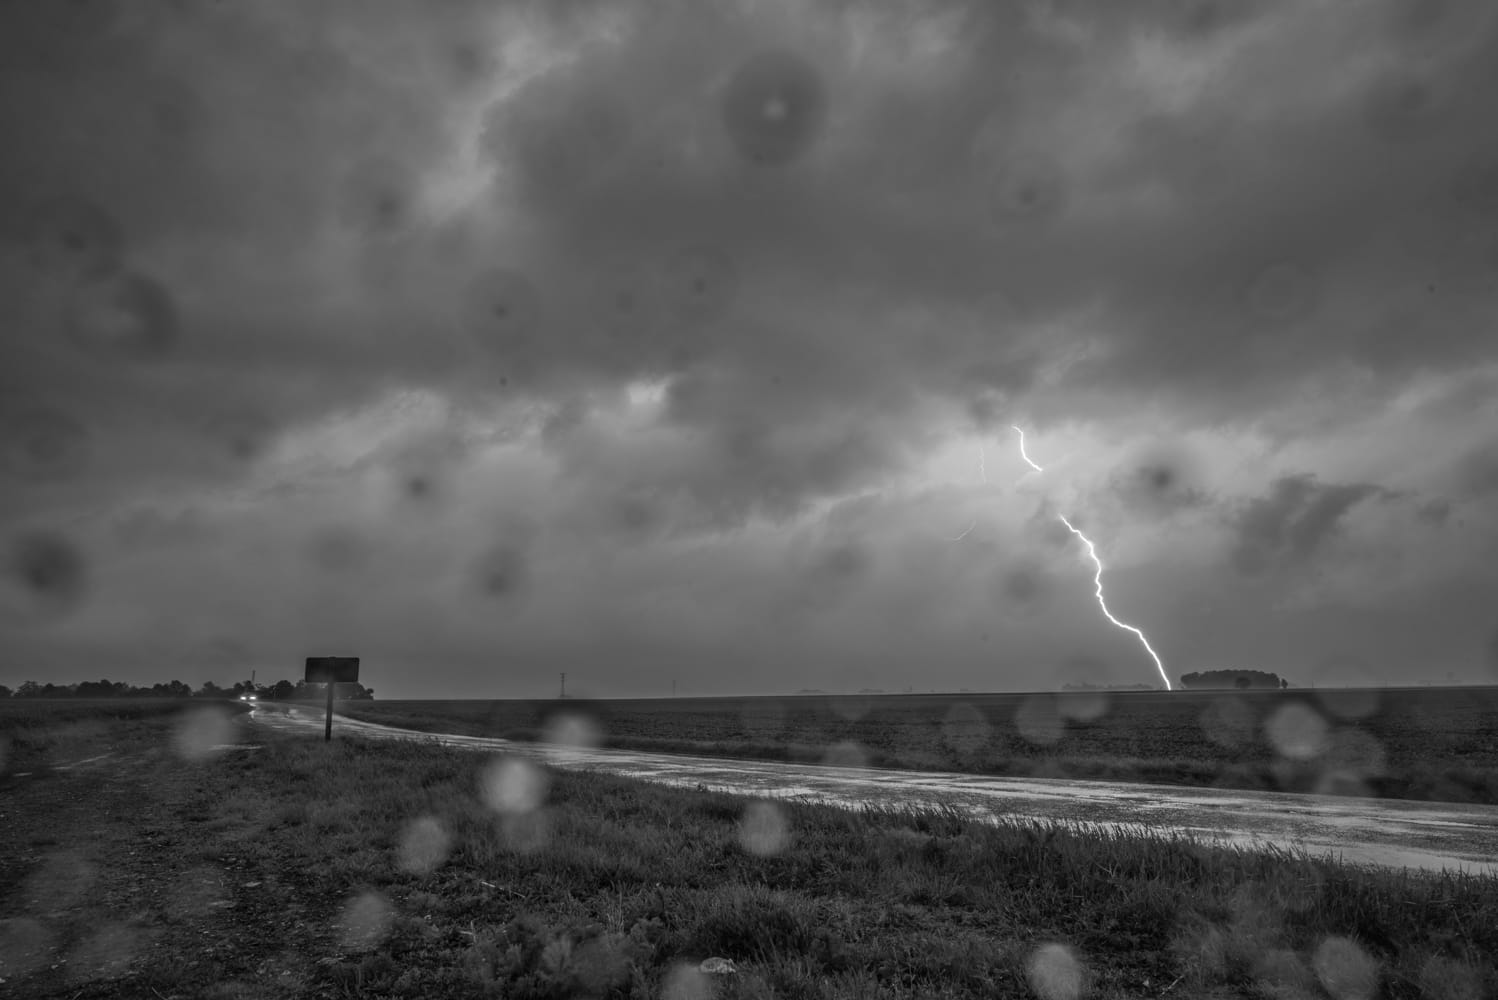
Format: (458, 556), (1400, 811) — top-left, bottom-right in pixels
(6, 716), (1491, 998)
(0, 699), (249, 773)
(333, 693), (1498, 805)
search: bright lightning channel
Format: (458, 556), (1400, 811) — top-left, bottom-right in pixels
(1014, 426), (1173, 692)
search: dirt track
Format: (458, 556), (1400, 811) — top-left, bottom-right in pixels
(255, 706), (1498, 875)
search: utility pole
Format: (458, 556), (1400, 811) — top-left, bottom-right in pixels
(559, 672), (566, 700)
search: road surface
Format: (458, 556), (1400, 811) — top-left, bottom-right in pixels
(251, 706), (1498, 876)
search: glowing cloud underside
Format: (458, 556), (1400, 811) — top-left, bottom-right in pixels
(1014, 427), (1173, 691)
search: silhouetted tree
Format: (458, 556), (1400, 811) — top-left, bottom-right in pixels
(0, 684), (10, 699)
(270, 679), (295, 701)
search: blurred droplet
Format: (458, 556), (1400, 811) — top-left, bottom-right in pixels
(0, 917), (55, 980)
(472, 543), (527, 599)
(398, 816), (452, 876)
(23, 851), (94, 911)
(591, 264), (657, 345)
(461, 267), (543, 357)
(1057, 690), (1109, 723)
(986, 152), (1067, 224)
(1417, 955), (1483, 1000)
(999, 563), (1049, 611)
(738, 800), (789, 856)
(307, 527), (369, 573)
(941, 702), (991, 755)
(65, 922), (138, 982)
(543, 713), (601, 750)
(499, 810), (551, 854)
(821, 741), (868, 768)
(662, 961), (713, 1000)
(173, 705), (236, 760)
(1315, 727), (1387, 796)
(830, 693), (871, 721)
(1027, 942), (1086, 1000)
(64, 272), (180, 362)
(1200, 697), (1257, 750)
(1264, 702), (1329, 760)
(1245, 262), (1317, 322)
(1, 406), (90, 481)
(1312, 936), (1379, 1000)
(720, 49), (827, 166)
(1315, 686), (1380, 721)
(338, 158), (419, 241)
(1, 529), (88, 622)
(167, 865), (230, 918)
(480, 756), (549, 815)
(740, 699), (786, 735)
(22, 195), (124, 284)
(1015, 694), (1065, 745)
(1365, 72), (1439, 142)
(337, 891), (393, 953)
(659, 245), (736, 324)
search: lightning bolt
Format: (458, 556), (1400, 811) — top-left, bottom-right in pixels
(1015, 427), (1173, 691)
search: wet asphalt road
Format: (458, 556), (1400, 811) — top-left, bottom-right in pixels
(252, 706), (1498, 875)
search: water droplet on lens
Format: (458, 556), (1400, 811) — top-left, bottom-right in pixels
(1264, 702), (1328, 760)
(2, 529), (88, 621)
(480, 756), (548, 815)
(23, 195), (124, 284)
(1015, 694), (1064, 745)
(720, 50), (827, 166)
(1312, 936), (1379, 1000)
(738, 800), (789, 856)
(337, 891), (393, 952)
(1027, 942), (1087, 1000)
(941, 702), (991, 755)
(659, 244), (737, 324)
(1, 406), (90, 481)
(398, 816), (452, 875)
(460, 268), (542, 368)
(64, 272), (180, 362)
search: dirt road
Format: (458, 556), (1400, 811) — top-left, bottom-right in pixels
(253, 706), (1498, 875)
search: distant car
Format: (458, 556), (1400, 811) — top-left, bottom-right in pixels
(239, 693), (258, 702)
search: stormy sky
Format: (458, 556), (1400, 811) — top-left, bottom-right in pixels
(3, 0), (1497, 700)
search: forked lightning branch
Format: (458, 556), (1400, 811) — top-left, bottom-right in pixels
(1013, 426), (1173, 691)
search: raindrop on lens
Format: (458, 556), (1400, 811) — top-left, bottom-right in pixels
(1264, 702), (1329, 760)
(1312, 936), (1379, 1000)
(659, 244), (737, 324)
(480, 756), (549, 815)
(1027, 942), (1087, 1000)
(64, 272), (180, 362)
(941, 702), (991, 755)
(22, 195), (125, 284)
(1015, 694), (1065, 745)
(738, 800), (789, 856)
(3, 529), (88, 620)
(337, 891), (393, 952)
(172, 705), (236, 760)
(461, 267), (543, 354)
(2, 406), (90, 481)
(398, 815), (452, 875)
(720, 49), (827, 166)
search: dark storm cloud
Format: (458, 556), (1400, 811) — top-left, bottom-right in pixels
(1229, 475), (1391, 577)
(2, 0), (1497, 695)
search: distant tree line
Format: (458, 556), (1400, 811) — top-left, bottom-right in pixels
(1179, 670), (1289, 690)
(1062, 682), (1158, 691)
(0, 678), (374, 700)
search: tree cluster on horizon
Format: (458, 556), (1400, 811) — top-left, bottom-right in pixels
(0, 678), (374, 700)
(1178, 669), (1289, 690)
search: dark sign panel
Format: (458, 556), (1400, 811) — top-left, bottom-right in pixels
(305, 656), (360, 683)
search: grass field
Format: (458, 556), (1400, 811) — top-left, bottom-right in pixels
(1, 705), (1494, 998)
(333, 686), (1498, 805)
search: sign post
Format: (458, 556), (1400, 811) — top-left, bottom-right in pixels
(304, 656), (360, 741)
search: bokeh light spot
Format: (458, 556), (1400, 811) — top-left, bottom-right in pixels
(738, 800), (790, 856)
(398, 815), (452, 876)
(543, 713), (602, 750)
(1027, 942), (1087, 1000)
(1315, 686), (1380, 721)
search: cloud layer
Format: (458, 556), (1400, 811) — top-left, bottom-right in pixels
(2, 0), (1497, 697)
